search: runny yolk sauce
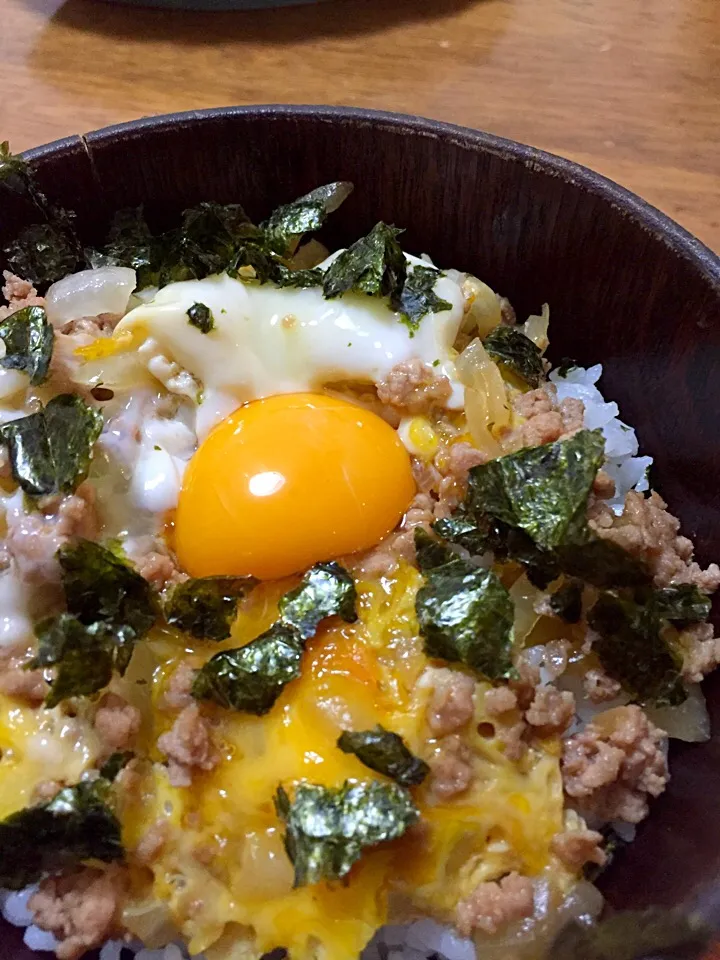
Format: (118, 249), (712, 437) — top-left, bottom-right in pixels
(112, 565), (572, 958)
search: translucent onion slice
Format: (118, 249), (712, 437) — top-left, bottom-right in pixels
(121, 898), (179, 948)
(510, 574), (543, 644)
(460, 275), (503, 338)
(456, 338), (510, 457)
(523, 303), (550, 354)
(646, 682), (710, 742)
(45, 266), (137, 328)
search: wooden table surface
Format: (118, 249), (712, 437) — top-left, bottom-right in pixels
(0, 0), (719, 254)
(0, 0), (719, 958)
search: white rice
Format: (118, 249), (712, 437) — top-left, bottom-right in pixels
(362, 920), (475, 960)
(549, 364), (652, 513)
(0, 365), (655, 960)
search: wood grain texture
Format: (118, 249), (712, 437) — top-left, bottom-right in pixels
(0, 0), (718, 251)
(0, 106), (718, 960)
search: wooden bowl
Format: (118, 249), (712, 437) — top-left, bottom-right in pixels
(1, 105), (719, 959)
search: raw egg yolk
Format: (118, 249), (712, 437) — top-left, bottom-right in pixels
(175, 393), (416, 580)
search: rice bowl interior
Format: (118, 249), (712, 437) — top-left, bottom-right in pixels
(0, 141), (717, 960)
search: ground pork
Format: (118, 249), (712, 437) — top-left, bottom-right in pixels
(540, 639), (571, 681)
(32, 780), (64, 802)
(157, 703), (218, 787)
(0, 271), (44, 319)
(411, 457), (443, 497)
(592, 469), (616, 500)
(427, 734), (474, 800)
(455, 872), (534, 937)
(376, 359), (452, 414)
(123, 535), (187, 590)
(590, 490), (720, 593)
(524, 686), (576, 737)
(354, 437), (488, 575)
(349, 492), (434, 578)
(584, 667), (623, 703)
(498, 296), (516, 327)
(161, 661), (197, 711)
(484, 681), (575, 754)
(504, 386), (584, 450)
(425, 668), (476, 736)
(677, 621), (720, 683)
(5, 482), (98, 584)
(29, 866), (126, 960)
(483, 686), (526, 760)
(551, 828), (607, 872)
(0, 652), (48, 704)
(484, 685), (519, 716)
(482, 687), (527, 760)
(93, 693), (141, 755)
(561, 705), (668, 823)
(435, 442), (489, 519)
(60, 314), (119, 337)
(134, 819), (169, 865)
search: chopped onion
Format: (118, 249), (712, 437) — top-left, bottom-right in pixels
(646, 682), (710, 742)
(460, 275), (503, 338)
(510, 575), (542, 643)
(122, 899), (178, 948)
(523, 304), (550, 353)
(456, 338), (510, 456)
(45, 266), (137, 328)
(0, 368), (29, 400)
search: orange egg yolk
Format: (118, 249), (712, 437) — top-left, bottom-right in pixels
(175, 392), (416, 580)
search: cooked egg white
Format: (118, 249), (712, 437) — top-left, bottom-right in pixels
(114, 566), (574, 959)
(112, 257), (466, 409)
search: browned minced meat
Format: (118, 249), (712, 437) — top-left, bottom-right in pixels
(0, 446), (11, 480)
(551, 828), (607, 872)
(484, 685), (519, 716)
(593, 469), (616, 500)
(562, 705), (668, 824)
(590, 490), (720, 593)
(376, 359), (452, 414)
(584, 667), (622, 703)
(426, 668), (476, 736)
(93, 692), (141, 754)
(29, 866), (127, 960)
(351, 492), (434, 578)
(134, 819), (169, 865)
(0, 271), (44, 319)
(115, 757), (143, 796)
(455, 872), (534, 937)
(162, 660), (197, 711)
(483, 686), (526, 760)
(351, 438), (487, 575)
(484, 682), (575, 755)
(678, 621), (720, 683)
(498, 296), (516, 326)
(61, 314), (119, 337)
(0, 652), (48, 704)
(124, 536), (187, 591)
(524, 686), (576, 737)
(157, 702), (218, 787)
(505, 386), (584, 450)
(5, 482), (98, 584)
(427, 734), (473, 800)
(435, 442), (489, 519)
(33, 780), (64, 802)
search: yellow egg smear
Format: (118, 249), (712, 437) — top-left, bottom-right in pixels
(117, 564), (575, 960)
(0, 693), (99, 821)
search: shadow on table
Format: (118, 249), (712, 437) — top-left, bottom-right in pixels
(25, 0), (489, 43)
